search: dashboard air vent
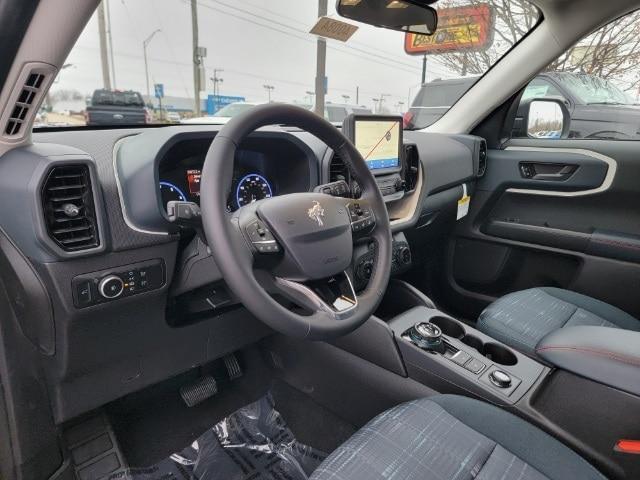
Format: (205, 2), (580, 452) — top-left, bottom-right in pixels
(329, 151), (349, 183)
(5, 72), (46, 137)
(41, 165), (100, 252)
(403, 144), (420, 192)
(478, 140), (488, 177)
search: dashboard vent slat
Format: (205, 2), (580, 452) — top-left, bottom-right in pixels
(4, 73), (46, 137)
(403, 144), (420, 193)
(41, 165), (100, 252)
(2, 65), (53, 139)
(478, 140), (488, 177)
(329, 151), (349, 183)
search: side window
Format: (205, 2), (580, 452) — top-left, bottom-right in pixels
(512, 10), (640, 140)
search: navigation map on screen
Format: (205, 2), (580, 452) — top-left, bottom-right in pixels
(355, 119), (401, 170)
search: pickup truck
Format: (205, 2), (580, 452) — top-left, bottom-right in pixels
(84, 89), (149, 126)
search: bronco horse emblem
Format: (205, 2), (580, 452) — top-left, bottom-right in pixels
(307, 201), (325, 227)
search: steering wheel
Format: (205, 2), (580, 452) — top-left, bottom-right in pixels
(200, 104), (392, 340)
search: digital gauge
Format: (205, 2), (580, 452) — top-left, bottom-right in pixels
(235, 174), (273, 208)
(159, 181), (187, 208)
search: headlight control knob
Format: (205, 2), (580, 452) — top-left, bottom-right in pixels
(99, 275), (124, 299)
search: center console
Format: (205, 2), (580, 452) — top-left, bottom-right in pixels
(388, 306), (547, 405)
(339, 281), (638, 480)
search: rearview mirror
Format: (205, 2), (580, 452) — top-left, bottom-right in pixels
(525, 99), (570, 139)
(337, 0), (438, 35)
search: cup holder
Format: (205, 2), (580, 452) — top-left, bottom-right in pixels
(461, 335), (517, 366)
(429, 316), (465, 339)
(483, 343), (517, 366)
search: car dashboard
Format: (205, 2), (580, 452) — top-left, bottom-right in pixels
(0, 122), (483, 424)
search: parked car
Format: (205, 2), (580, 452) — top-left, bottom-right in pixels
(163, 110), (181, 123)
(324, 102), (372, 123)
(404, 76), (477, 129)
(85, 89), (148, 126)
(406, 72), (640, 139)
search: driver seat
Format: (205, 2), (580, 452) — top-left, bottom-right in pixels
(310, 395), (605, 480)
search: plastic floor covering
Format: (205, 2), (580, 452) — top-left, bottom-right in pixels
(113, 393), (326, 480)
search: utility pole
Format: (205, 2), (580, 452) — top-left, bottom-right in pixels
(97, 1), (112, 90)
(212, 69), (224, 96)
(263, 84), (275, 102)
(191, 0), (201, 116)
(143, 29), (161, 102)
(342, 94), (350, 104)
(314, 0), (328, 116)
(379, 93), (390, 113)
(105, 0), (116, 88)
(356, 86), (359, 105)
(421, 54), (427, 84)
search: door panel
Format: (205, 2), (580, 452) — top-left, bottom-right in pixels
(445, 139), (640, 321)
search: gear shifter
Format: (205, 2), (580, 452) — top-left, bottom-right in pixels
(410, 322), (445, 354)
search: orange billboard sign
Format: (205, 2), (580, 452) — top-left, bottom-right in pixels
(405, 4), (494, 55)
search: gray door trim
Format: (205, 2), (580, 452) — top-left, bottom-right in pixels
(505, 146), (617, 197)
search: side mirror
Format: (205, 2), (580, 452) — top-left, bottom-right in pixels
(524, 98), (570, 139)
(336, 0), (438, 35)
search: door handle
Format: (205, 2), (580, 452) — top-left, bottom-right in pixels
(519, 162), (578, 181)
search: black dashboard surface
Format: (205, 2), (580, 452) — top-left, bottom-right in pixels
(15, 124), (480, 423)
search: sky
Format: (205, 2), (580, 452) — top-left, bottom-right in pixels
(56, 0), (466, 113)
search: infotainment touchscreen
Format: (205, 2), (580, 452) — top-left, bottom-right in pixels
(344, 115), (403, 172)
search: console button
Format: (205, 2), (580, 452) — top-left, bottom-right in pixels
(489, 370), (512, 388)
(76, 280), (93, 306)
(449, 350), (471, 366)
(463, 358), (486, 374)
(99, 275), (124, 299)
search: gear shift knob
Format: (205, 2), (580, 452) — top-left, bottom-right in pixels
(410, 322), (445, 353)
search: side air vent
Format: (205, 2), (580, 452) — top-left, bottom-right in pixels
(478, 140), (488, 177)
(404, 144), (420, 192)
(329, 151), (349, 183)
(5, 72), (46, 137)
(41, 165), (100, 252)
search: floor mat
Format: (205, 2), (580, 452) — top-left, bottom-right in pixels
(114, 393), (326, 480)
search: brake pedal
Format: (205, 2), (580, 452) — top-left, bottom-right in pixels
(180, 375), (218, 407)
(224, 353), (243, 380)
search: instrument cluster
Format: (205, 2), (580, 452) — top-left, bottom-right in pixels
(158, 136), (313, 213)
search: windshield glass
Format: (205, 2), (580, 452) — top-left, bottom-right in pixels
(36, 0), (539, 130)
(555, 73), (636, 105)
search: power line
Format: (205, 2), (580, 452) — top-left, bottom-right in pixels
(208, 0), (423, 72)
(189, 0), (423, 76)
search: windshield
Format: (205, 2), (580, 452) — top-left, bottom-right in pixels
(37, 0), (539, 130)
(555, 73), (636, 105)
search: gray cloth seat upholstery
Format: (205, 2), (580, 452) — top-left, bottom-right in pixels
(310, 395), (605, 480)
(477, 287), (640, 357)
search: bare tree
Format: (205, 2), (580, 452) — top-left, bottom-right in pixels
(50, 89), (85, 103)
(430, 1), (640, 91)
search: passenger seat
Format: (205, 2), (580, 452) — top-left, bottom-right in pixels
(477, 287), (640, 358)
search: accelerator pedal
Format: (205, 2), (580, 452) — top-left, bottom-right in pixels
(224, 353), (243, 380)
(180, 375), (218, 407)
